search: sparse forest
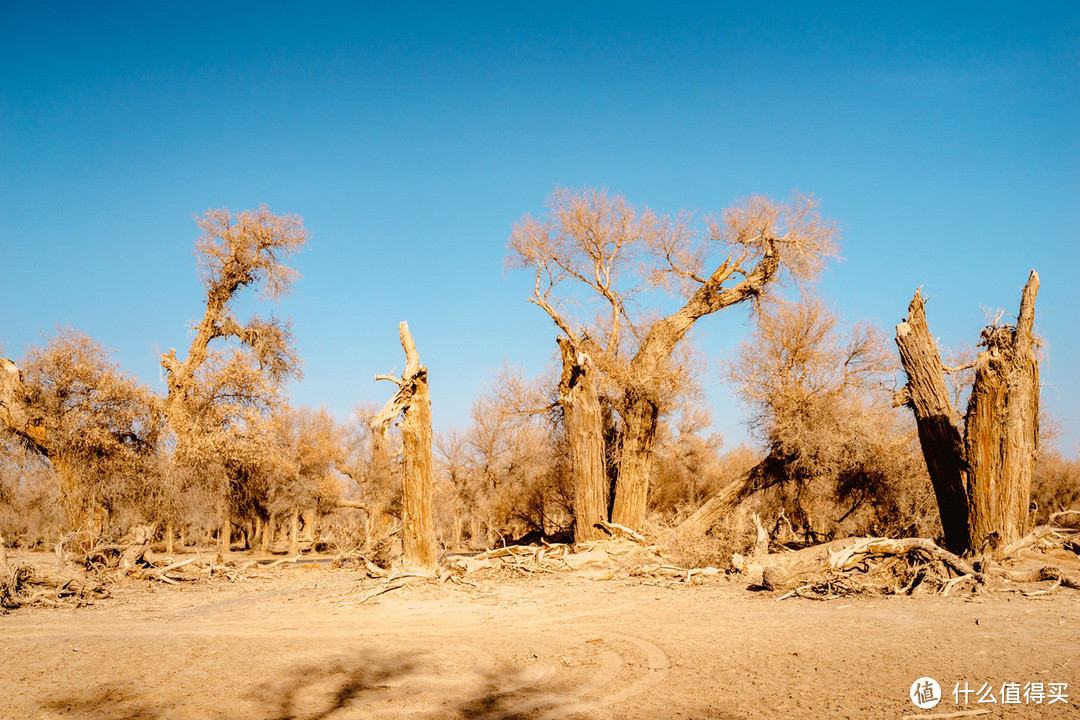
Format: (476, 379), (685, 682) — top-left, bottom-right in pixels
(3, 195), (1080, 720)
(2, 192), (1077, 595)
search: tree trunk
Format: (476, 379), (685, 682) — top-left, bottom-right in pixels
(556, 337), (608, 543)
(220, 518), (231, 553)
(894, 289), (972, 555)
(261, 514), (274, 554)
(675, 451), (786, 538)
(398, 372), (435, 570)
(165, 521), (175, 554)
(451, 515), (463, 549)
(373, 322), (437, 571)
(610, 391), (658, 530)
(55, 457), (94, 543)
(289, 508), (300, 555)
(965, 271), (1040, 551)
(303, 507), (318, 544)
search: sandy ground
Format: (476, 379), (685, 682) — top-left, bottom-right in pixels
(2, 550), (1079, 720)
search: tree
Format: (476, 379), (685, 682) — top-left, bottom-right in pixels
(159, 205), (307, 546)
(271, 406), (346, 553)
(509, 187), (839, 532)
(716, 297), (934, 540)
(1, 329), (160, 538)
(894, 271), (1041, 556)
(372, 322), (437, 571)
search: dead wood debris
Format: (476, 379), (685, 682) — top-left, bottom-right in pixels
(445, 538), (719, 582)
(339, 537), (723, 605)
(742, 526), (1080, 601)
(1, 535), (108, 612)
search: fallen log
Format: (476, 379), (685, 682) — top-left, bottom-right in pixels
(757, 537), (985, 594)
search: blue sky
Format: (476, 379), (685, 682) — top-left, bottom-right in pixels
(2, 2), (1077, 454)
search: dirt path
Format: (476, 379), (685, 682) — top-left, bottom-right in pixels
(2, 559), (1078, 719)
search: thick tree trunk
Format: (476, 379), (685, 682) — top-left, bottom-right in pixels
(373, 322), (437, 571)
(261, 513), (274, 554)
(894, 290), (972, 555)
(303, 507), (318, 544)
(0, 359), (51, 456)
(610, 391), (658, 530)
(557, 337), (608, 543)
(965, 271), (1040, 551)
(610, 249), (782, 531)
(400, 390), (435, 568)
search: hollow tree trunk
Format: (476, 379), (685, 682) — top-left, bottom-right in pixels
(894, 290), (972, 555)
(372, 322), (437, 571)
(556, 337), (608, 542)
(965, 271), (1040, 550)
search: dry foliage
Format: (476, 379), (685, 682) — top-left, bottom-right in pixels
(723, 296), (938, 541)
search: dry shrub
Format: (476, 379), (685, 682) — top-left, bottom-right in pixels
(651, 510), (757, 570)
(1033, 448), (1080, 523)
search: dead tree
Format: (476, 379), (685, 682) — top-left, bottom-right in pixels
(372, 322), (437, 571)
(895, 271), (1040, 556)
(557, 338), (607, 542)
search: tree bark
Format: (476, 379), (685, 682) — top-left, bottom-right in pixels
(0, 359), (52, 456)
(165, 521), (175, 554)
(894, 289), (972, 555)
(373, 322), (437, 571)
(965, 270), (1040, 551)
(610, 390), (657, 530)
(261, 513), (274, 554)
(557, 337), (608, 543)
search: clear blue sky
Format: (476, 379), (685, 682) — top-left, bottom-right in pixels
(2, 2), (1077, 454)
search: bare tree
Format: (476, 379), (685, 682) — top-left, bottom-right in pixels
(894, 271), (1041, 555)
(509, 187), (839, 531)
(372, 322), (437, 571)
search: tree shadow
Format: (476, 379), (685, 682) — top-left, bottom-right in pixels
(41, 685), (171, 719)
(39, 647), (588, 720)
